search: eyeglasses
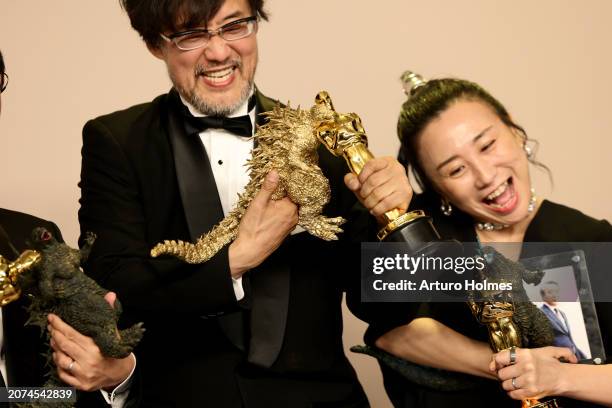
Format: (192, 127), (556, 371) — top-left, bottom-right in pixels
(160, 16), (258, 51)
(0, 73), (7, 93)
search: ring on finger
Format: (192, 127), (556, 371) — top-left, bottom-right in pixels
(511, 377), (519, 390)
(509, 346), (517, 365)
(67, 359), (75, 373)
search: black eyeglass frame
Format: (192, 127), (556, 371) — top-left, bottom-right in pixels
(160, 16), (258, 51)
(0, 73), (8, 93)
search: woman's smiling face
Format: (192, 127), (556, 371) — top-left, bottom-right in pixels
(417, 99), (532, 226)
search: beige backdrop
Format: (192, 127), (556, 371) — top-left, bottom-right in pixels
(1, 1), (611, 407)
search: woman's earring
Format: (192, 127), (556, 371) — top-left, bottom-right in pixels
(440, 198), (453, 216)
(523, 143), (533, 159)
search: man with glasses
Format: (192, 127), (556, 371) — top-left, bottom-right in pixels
(0, 50), (137, 407)
(78, 0), (412, 406)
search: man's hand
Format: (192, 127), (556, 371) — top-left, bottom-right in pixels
(344, 157), (412, 223)
(48, 292), (136, 392)
(229, 170), (298, 278)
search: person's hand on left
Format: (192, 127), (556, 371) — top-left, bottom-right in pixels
(344, 157), (412, 223)
(490, 346), (578, 400)
(48, 292), (136, 391)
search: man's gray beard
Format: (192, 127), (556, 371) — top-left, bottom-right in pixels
(187, 80), (252, 116)
(170, 69), (254, 117)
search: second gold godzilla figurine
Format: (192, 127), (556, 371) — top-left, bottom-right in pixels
(150, 96), (349, 264)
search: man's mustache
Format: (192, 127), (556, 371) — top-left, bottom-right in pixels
(195, 60), (242, 75)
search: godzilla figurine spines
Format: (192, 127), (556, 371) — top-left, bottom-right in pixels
(150, 98), (356, 264)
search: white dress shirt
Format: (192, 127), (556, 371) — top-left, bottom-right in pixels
(99, 353), (136, 407)
(180, 92), (257, 301)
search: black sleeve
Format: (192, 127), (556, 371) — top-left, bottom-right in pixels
(341, 173), (422, 344)
(78, 118), (242, 318)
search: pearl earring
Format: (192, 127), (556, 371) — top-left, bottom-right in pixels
(440, 198), (453, 216)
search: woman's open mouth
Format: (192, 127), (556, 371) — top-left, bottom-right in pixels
(482, 177), (518, 214)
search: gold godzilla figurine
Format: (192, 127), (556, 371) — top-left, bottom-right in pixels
(150, 96), (350, 264)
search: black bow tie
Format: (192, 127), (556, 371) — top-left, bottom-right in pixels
(186, 115), (253, 138)
(182, 95), (257, 138)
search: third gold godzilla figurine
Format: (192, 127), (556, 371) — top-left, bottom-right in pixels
(150, 98), (353, 264)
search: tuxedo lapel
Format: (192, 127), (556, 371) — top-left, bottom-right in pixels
(166, 90), (245, 351)
(247, 91), (291, 368)
(254, 90), (278, 128)
(166, 90), (225, 241)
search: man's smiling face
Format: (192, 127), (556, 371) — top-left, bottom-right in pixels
(152, 0), (258, 116)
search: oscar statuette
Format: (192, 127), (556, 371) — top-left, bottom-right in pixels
(312, 91), (442, 252)
(469, 300), (559, 408)
(0, 249), (41, 306)
(469, 247), (559, 408)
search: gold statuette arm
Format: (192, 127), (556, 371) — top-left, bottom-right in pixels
(0, 249), (41, 306)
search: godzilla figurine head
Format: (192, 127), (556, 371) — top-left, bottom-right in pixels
(28, 227), (57, 250)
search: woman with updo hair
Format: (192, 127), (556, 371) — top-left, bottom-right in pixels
(359, 73), (612, 407)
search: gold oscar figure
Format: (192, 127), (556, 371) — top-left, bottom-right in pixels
(0, 250), (41, 306)
(313, 91), (441, 248)
(469, 299), (559, 408)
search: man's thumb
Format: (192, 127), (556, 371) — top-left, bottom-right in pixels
(257, 170), (279, 201)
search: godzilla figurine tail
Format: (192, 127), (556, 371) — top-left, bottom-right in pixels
(150, 198), (246, 263)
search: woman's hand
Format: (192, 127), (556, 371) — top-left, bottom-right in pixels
(490, 346), (577, 400)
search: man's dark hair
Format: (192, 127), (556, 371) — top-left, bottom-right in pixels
(0, 50), (5, 76)
(120, 0), (268, 48)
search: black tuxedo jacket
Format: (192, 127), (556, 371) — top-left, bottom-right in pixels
(0, 208), (59, 392)
(78, 89), (372, 408)
(0, 208), (118, 408)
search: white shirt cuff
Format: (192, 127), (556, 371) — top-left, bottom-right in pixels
(232, 276), (245, 301)
(291, 225), (305, 235)
(100, 353), (136, 408)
